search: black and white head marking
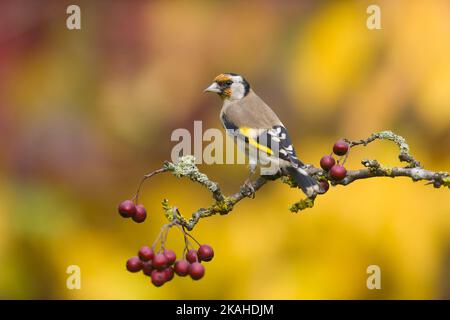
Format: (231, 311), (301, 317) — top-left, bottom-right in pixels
(205, 73), (250, 100)
(225, 73), (250, 100)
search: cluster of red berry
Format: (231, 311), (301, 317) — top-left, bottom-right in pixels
(118, 189), (216, 287)
(318, 140), (350, 192)
(126, 244), (214, 287)
(118, 200), (147, 223)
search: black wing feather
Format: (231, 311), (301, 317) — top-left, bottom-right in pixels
(256, 125), (304, 168)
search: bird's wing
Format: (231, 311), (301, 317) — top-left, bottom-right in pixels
(262, 125), (303, 167)
(220, 113), (274, 157)
(219, 91), (303, 167)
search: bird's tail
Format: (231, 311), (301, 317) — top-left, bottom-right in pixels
(285, 166), (322, 197)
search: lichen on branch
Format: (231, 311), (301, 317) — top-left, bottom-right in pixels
(163, 156), (224, 201)
(345, 130), (420, 167)
(133, 130), (449, 230)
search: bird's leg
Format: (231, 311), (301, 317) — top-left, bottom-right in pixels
(242, 163), (257, 198)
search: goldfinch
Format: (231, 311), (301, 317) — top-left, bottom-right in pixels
(204, 73), (321, 197)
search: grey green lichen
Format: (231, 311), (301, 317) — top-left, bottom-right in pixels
(289, 198), (315, 213)
(362, 159), (381, 172)
(280, 175), (298, 188)
(163, 155), (219, 194)
(161, 199), (180, 221)
(376, 130), (410, 156)
(210, 197), (236, 215)
(383, 166), (393, 176)
(374, 130), (420, 167)
(442, 177), (450, 188)
(161, 196), (236, 230)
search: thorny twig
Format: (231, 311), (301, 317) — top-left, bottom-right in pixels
(134, 131), (449, 230)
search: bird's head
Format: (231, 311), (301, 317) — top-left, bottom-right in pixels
(204, 73), (250, 101)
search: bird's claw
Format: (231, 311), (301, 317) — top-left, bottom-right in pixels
(241, 179), (256, 199)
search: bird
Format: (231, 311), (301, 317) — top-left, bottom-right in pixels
(204, 72), (322, 198)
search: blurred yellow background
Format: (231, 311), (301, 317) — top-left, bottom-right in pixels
(0, 0), (449, 299)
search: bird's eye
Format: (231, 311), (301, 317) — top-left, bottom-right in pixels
(225, 80), (233, 86)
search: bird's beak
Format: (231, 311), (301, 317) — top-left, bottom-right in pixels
(203, 82), (221, 93)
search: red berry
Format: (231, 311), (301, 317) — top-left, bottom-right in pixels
(163, 267), (175, 282)
(151, 270), (166, 287)
(330, 165), (347, 180)
(118, 200), (136, 218)
(126, 256), (142, 273)
(174, 260), (190, 276)
(152, 253), (168, 270)
(142, 261), (153, 276)
(186, 249), (198, 263)
(188, 262), (205, 280)
(197, 244), (214, 262)
(164, 249), (177, 265)
(132, 204), (147, 223)
(138, 246), (154, 261)
(320, 155), (336, 171)
(319, 180), (330, 193)
(333, 140), (349, 156)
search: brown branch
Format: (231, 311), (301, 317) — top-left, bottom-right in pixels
(134, 131), (449, 230)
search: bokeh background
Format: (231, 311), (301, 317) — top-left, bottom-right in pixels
(0, 0), (449, 299)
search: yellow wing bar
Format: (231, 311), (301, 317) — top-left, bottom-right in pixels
(239, 127), (273, 155)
